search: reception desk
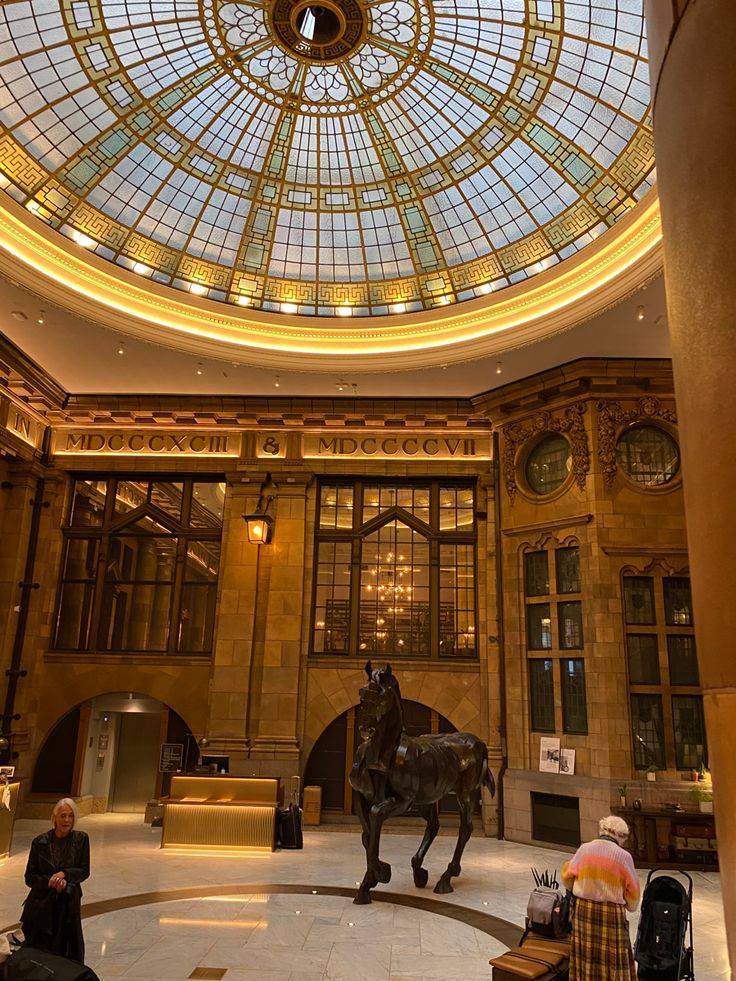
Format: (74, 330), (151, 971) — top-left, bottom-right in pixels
(0, 781), (20, 861)
(162, 775), (279, 851)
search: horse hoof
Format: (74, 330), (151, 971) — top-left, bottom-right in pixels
(413, 867), (429, 888)
(377, 861), (392, 884)
(353, 892), (372, 905)
(433, 879), (454, 895)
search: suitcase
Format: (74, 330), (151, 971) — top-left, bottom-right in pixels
(2, 947), (99, 981)
(277, 803), (303, 849)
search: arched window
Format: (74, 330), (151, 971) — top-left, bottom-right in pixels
(312, 481), (477, 659)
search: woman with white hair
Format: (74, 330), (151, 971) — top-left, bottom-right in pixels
(20, 798), (90, 963)
(562, 814), (641, 981)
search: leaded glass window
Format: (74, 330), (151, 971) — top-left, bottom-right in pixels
(527, 603), (552, 650)
(558, 601), (583, 649)
(54, 477), (223, 655)
(312, 480), (476, 659)
(624, 569), (703, 773)
(672, 696), (707, 770)
(616, 426), (680, 486)
(525, 436), (571, 495)
(561, 659), (588, 735)
(623, 576), (655, 625)
(555, 546), (580, 594)
(525, 551), (549, 597)
(530, 659), (555, 733)
(631, 693), (665, 770)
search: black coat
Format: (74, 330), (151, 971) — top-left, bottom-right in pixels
(21, 829), (90, 963)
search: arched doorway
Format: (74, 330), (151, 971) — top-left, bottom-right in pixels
(304, 700), (460, 816)
(31, 693), (193, 813)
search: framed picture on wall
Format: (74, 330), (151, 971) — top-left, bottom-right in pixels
(0, 766), (15, 780)
(559, 748), (576, 775)
(539, 737), (561, 773)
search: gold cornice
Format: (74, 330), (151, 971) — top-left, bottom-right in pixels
(0, 189), (662, 371)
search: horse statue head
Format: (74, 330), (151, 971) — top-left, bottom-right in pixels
(358, 661), (403, 741)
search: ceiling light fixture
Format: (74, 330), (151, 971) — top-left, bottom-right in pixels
(37, 312), (45, 324)
(196, 363), (203, 375)
(117, 342), (125, 355)
(636, 305), (645, 321)
(274, 375), (280, 388)
(336, 379), (348, 392)
(496, 361), (502, 374)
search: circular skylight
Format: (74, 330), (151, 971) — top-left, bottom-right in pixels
(0, 0), (654, 318)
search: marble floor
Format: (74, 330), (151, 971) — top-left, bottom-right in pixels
(0, 815), (730, 980)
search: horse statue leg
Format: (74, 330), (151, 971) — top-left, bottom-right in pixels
(354, 795), (410, 905)
(411, 802), (440, 888)
(434, 795), (474, 894)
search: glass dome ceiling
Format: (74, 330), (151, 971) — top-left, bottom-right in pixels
(0, 0), (654, 318)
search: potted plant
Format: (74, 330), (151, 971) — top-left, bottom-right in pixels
(688, 785), (713, 813)
(617, 784), (628, 808)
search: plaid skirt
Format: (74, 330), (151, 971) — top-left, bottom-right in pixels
(570, 898), (636, 981)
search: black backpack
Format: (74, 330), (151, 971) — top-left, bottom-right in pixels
(3, 947), (99, 981)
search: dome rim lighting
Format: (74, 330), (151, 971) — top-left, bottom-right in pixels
(0, 188), (661, 371)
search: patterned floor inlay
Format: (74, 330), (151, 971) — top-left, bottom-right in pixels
(189, 970), (228, 980)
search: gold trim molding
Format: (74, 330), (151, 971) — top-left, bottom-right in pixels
(0, 190), (662, 371)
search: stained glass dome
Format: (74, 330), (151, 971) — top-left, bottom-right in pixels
(0, 0), (654, 318)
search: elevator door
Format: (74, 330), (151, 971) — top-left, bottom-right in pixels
(111, 713), (160, 812)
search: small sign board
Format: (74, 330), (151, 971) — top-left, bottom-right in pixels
(159, 743), (184, 773)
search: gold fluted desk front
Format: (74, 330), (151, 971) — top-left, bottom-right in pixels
(0, 781), (20, 861)
(161, 776), (279, 852)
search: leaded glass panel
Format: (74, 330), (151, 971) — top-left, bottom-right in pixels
(558, 601), (583, 649)
(663, 577), (693, 626)
(672, 696), (706, 770)
(526, 436), (571, 495)
(555, 546), (581, 594)
(525, 551), (549, 597)
(627, 634), (660, 684)
(630, 693), (665, 770)
(667, 635), (699, 686)
(623, 576), (655, 625)
(529, 659), (555, 732)
(527, 603), (552, 650)
(616, 426), (680, 486)
(561, 659), (587, 735)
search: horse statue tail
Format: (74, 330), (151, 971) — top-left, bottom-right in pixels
(482, 755), (496, 799)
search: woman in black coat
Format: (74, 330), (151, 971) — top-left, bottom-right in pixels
(20, 798), (90, 963)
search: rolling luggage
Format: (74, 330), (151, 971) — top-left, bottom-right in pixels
(277, 802), (303, 849)
(2, 947), (99, 981)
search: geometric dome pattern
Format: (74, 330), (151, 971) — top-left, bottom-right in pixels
(0, 0), (653, 317)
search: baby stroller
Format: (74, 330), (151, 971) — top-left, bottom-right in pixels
(634, 869), (694, 980)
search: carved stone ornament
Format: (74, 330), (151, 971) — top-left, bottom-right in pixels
(502, 402), (589, 502)
(596, 397), (678, 489)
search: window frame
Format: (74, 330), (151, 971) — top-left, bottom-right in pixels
(310, 478), (478, 660)
(53, 476), (223, 656)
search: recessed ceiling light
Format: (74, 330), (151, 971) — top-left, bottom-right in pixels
(37, 312), (45, 324)
(196, 363), (203, 375)
(274, 375), (280, 388)
(117, 342), (125, 355)
(496, 361), (502, 374)
(636, 305), (645, 321)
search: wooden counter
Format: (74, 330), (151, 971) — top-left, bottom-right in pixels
(162, 775), (279, 851)
(0, 781), (20, 861)
(617, 807), (717, 870)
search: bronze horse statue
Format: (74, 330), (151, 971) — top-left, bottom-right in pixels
(349, 661), (496, 905)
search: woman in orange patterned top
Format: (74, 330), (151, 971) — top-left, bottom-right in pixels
(562, 814), (641, 981)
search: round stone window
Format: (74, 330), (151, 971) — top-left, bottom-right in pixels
(525, 435), (572, 495)
(616, 425), (680, 486)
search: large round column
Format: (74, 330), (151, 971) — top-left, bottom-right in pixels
(645, 1), (736, 968)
